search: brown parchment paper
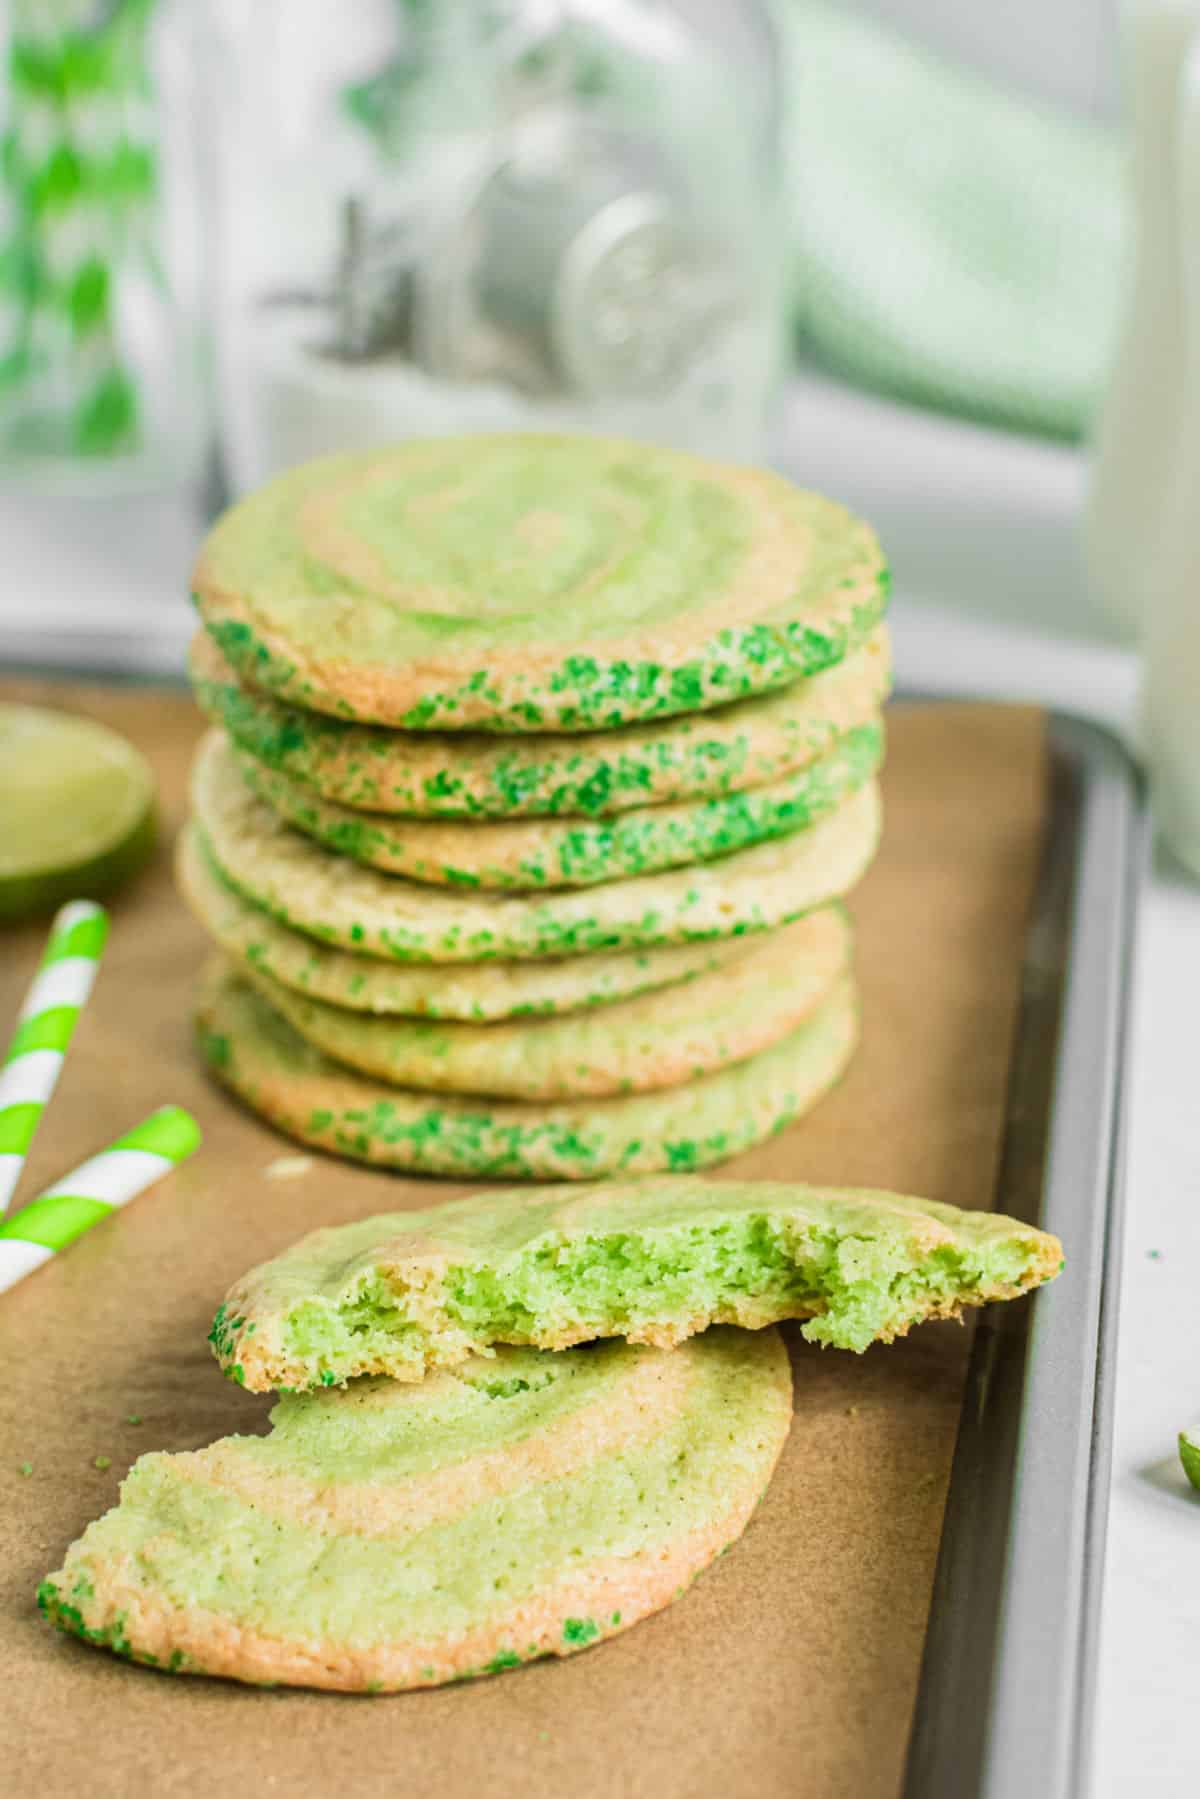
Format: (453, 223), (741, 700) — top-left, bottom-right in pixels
(0, 682), (1046, 1799)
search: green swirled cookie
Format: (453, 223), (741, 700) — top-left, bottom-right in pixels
(176, 824), (764, 1021)
(232, 719), (883, 890)
(188, 627), (891, 818)
(235, 907), (850, 1101)
(39, 1330), (792, 1692)
(195, 963), (859, 1180)
(191, 436), (888, 733)
(212, 1176), (1064, 1393)
(192, 732), (881, 963)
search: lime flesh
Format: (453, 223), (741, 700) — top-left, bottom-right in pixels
(0, 704), (156, 923)
(1180, 1429), (1200, 1493)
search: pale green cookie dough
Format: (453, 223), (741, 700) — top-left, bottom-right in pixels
(237, 907), (851, 1101)
(39, 1330), (792, 1692)
(213, 1176), (1065, 1393)
(195, 962), (859, 1181)
(189, 626), (892, 818)
(233, 719), (884, 890)
(191, 435), (888, 732)
(191, 731), (882, 964)
(176, 823), (764, 1021)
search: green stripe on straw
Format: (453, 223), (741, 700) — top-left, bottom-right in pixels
(2, 1193), (110, 1251)
(0, 1104), (41, 1155)
(3, 1004), (80, 1063)
(41, 910), (109, 966)
(0, 1105), (201, 1291)
(0, 898), (109, 1216)
(113, 1106), (202, 1160)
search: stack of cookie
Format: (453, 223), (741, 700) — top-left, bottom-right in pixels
(177, 434), (890, 1179)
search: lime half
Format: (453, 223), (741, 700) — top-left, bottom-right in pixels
(0, 703), (157, 923)
(1180, 1428), (1200, 1493)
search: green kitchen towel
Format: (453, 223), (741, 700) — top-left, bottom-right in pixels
(780, 0), (1125, 439)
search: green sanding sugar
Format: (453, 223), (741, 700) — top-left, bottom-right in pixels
(189, 626), (890, 821)
(195, 964), (859, 1185)
(231, 721), (884, 892)
(191, 732), (881, 965)
(191, 436), (887, 734)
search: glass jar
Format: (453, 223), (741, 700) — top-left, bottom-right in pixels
(0, 0), (206, 491)
(199, 0), (783, 495)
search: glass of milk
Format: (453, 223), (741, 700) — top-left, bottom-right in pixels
(1142, 17), (1200, 876)
(1087, 1), (1200, 875)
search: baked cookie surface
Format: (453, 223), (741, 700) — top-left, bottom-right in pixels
(235, 906), (850, 1101)
(189, 626), (891, 818)
(40, 1330), (792, 1691)
(191, 435), (887, 732)
(192, 732), (882, 963)
(195, 963), (860, 1182)
(232, 719), (884, 890)
(177, 823), (761, 1021)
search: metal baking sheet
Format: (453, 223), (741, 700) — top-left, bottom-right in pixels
(905, 711), (1146, 1799)
(0, 659), (1145, 1791)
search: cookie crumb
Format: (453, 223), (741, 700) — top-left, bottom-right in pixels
(915, 1471), (938, 1494)
(265, 1155), (314, 1181)
(93, 1455), (112, 1471)
(845, 1404), (860, 1417)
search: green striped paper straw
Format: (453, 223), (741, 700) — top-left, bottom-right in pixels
(0, 1105), (200, 1294)
(0, 899), (108, 1217)
(1, 0), (159, 459)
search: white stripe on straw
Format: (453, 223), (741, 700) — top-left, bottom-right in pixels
(0, 900), (108, 1216)
(0, 1050), (65, 1109)
(0, 1239), (53, 1286)
(0, 1105), (201, 1297)
(18, 956), (105, 1018)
